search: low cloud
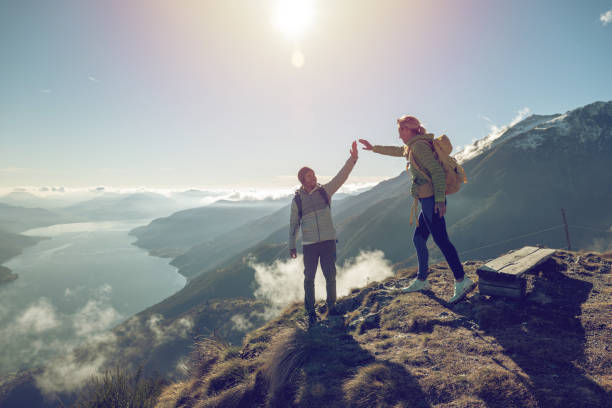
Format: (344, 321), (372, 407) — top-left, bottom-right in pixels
(0, 285), (123, 394)
(34, 332), (117, 395)
(231, 314), (254, 332)
(37, 186), (66, 193)
(587, 226), (612, 253)
(601, 10), (612, 25)
(74, 298), (121, 337)
(34, 310), (195, 395)
(147, 314), (194, 346)
(15, 298), (60, 334)
(249, 250), (394, 317)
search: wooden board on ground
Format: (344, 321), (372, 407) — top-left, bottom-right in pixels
(477, 246), (557, 298)
(478, 281), (525, 298)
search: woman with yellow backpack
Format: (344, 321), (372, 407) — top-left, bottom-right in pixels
(358, 115), (473, 304)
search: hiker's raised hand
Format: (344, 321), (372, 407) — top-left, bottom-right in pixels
(290, 248), (297, 259)
(358, 139), (373, 150)
(350, 141), (358, 162)
(434, 202), (446, 218)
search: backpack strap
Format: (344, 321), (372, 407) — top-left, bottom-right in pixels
(294, 187), (330, 221)
(408, 143), (433, 183)
(319, 187), (330, 208)
(294, 190), (303, 220)
(409, 197), (420, 227)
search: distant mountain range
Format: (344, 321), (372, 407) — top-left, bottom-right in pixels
(0, 204), (66, 267)
(129, 198), (289, 261)
(56, 192), (183, 221)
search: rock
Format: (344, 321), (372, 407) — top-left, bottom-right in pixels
(0, 266), (18, 285)
(359, 313), (380, 333)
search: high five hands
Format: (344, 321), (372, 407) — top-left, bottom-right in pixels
(358, 139), (373, 150)
(350, 141), (358, 161)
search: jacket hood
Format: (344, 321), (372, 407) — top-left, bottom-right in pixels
(406, 133), (434, 147)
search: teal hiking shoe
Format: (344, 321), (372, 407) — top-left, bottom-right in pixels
(449, 277), (475, 304)
(400, 279), (432, 293)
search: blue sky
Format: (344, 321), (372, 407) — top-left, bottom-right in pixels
(1, 0), (611, 190)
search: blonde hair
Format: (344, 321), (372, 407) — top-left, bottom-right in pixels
(397, 115), (426, 135)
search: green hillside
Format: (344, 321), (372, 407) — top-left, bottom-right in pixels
(0, 229), (45, 264)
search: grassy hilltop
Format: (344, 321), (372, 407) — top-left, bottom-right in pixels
(154, 249), (612, 408)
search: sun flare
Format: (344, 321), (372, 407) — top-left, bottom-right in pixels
(273, 0), (315, 40)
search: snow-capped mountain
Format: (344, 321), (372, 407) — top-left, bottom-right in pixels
(455, 113), (557, 163)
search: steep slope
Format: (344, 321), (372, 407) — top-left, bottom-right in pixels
(168, 205), (292, 278)
(0, 203), (67, 233)
(0, 229), (46, 264)
(130, 200), (285, 260)
(156, 249), (612, 408)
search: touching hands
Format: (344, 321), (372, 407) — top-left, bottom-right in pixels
(358, 139), (373, 150)
(290, 248), (297, 259)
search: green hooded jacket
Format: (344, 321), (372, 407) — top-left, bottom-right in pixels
(372, 133), (446, 203)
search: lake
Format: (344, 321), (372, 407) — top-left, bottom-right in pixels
(0, 220), (186, 374)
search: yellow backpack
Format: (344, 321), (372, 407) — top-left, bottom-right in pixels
(408, 134), (467, 196)
(407, 135), (467, 225)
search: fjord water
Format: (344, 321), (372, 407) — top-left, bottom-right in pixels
(0, 220), (186, 373)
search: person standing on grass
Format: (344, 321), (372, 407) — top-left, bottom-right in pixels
(358, 115), (474, 304)
(289, 141), (358, 325)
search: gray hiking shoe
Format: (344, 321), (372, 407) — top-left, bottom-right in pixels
(400, 279), (432, 293)
(449, 277), (475, 304)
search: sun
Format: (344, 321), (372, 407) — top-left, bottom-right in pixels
(273, 0), (315, 40)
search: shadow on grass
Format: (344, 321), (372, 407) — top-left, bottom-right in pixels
(263, 320), (430, 408)
(425, 260), (611, 407)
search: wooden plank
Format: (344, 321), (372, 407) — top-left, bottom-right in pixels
(479, 246), (556, 277)
(477, 277), (523, 289)
(477, 268), (523, 283)
(496, 248), (556, 275)
(478, 280), (525, 298)
(483, 246), (541, 272)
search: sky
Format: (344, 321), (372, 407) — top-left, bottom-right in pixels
(1, 0), (611, 191)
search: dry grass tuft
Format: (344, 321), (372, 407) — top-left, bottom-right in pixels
(260, 327), (312, 404)
(469, 366), (536, 408)
(343, 363), (425, 408)
(155, 382), (189, 408)
(206, 358), (250, 397)
(189, 338), (225, 379)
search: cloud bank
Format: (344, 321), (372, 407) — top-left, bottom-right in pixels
(0, 285), (123, 394)
(249, 250), (394, 318)
(601, 10), (612, 25)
